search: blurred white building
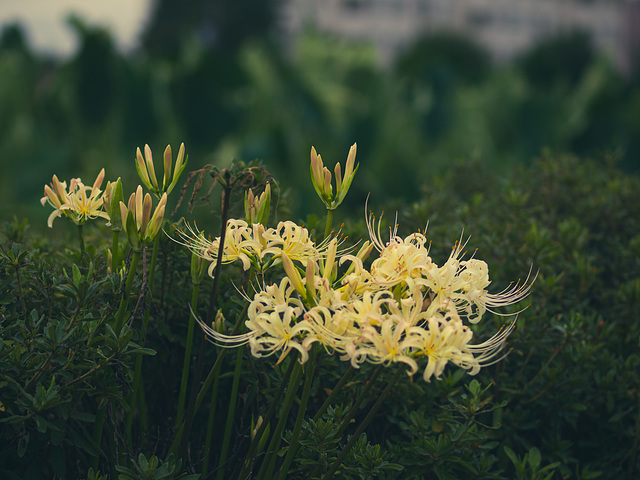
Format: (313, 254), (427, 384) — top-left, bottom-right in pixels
(282, 0), (640, 73)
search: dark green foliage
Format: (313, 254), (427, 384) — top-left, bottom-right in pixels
(0, 239), (156, 479)
(1, 151), (639, 479)
(116, 453), (200, 480)
(396, 152), (640, 479)
(518, 30), (595, 90)
(290, 406), (403, 479)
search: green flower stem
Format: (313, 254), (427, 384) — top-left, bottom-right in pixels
(238, 356), (298, 480)
(111, 230), (120, 272)
(78, 224), (85, 253)
(125, 354), (144, 445)
(337, 364), (385, 438)
(126, 306), (151, 445)
(148, 234), (160, 290)
(176, 284), (200, 429)
(114, 250), (141, 333)
(90, 401), (106, 471)
(178, 185), (232, 460)
(286, 363), (356, 475)
(311, 365), (355, 422)
(201, 352), (223, 478)
(256, 360), (304, 480)
(324, 208), (334, 240)
(215, 344), (245, 480)
(322, 365), (404, 480)
(275, 349), (317, 480)
(169, 302), (247, 458)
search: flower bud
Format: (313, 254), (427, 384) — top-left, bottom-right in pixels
(309, 143), (359, 211)
(281, 253), (306, 297)
(104, 178), (124, 230)
(244, 183), (271, 226)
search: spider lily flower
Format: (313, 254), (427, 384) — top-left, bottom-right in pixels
(174, 219), (325, 275)
(310, 143), (359, 210)
(41, 175), (70, 227)
(261, 221), (323, 265)
(136, 143), (188, 198)
(174, 219), (263, 273)
(119, 186), (167, 250)
(41, 169), (109, 228)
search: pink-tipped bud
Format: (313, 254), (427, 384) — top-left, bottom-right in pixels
(144, 144), (159, 190)
(163, 145), (172, 190)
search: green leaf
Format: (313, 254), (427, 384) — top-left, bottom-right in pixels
(72, 263), (82, 287)
(17, 432), (29, 457)
(528, 447), (541, 468)
(11, 243), (21, 262)
(138, 453), (149, 471)
(504, 446), (519, 466)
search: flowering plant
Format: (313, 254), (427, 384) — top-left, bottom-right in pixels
(28, 141), (535, 479)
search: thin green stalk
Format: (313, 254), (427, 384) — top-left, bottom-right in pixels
(114, 250), (141, 333)
(256, 360), (304, 480)
(91, 402), (106, 471)
(215, 344), (245, 480)
(201, 353), (223, 477)
(322, 365), (404, 480)
(131, 248), (152, 441)
(324, 209), (334, 239)
(176, 284), (200, 428)
(126, 345), (150, 444)
(169, 302), (247, 457)
(148, 234), (160, 290)
(312, 365), (355, 422)
(78, 224), (85, 253)
(275, 350), (317, 480)
(179, 185), (232, 459)
(111, 230), (120, 273)
(237, 356), (298, 480)
(336, 364), (385, 438)
(125, 354), (143, 445)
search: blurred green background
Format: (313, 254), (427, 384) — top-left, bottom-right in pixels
(1, 0), (640, 227)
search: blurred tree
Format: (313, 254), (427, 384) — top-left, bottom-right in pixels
(394, 33), (490, 140)
(0, 23), (32, 59)
(67, 15), (119, 126)
(517, 29), (595, 89)
(396, 32), (491, 86)
(140, 0), (281, 58)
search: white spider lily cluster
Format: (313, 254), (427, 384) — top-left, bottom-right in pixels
(185, 210), (534, 382)
(174, 219), (333, 275)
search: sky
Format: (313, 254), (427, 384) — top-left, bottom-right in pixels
(0, 0), (153, 56)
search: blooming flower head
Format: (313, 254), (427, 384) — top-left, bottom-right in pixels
(174, 219), (263, 273)
(41, 169), (109, 228)
(261, 221), (322, 265)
